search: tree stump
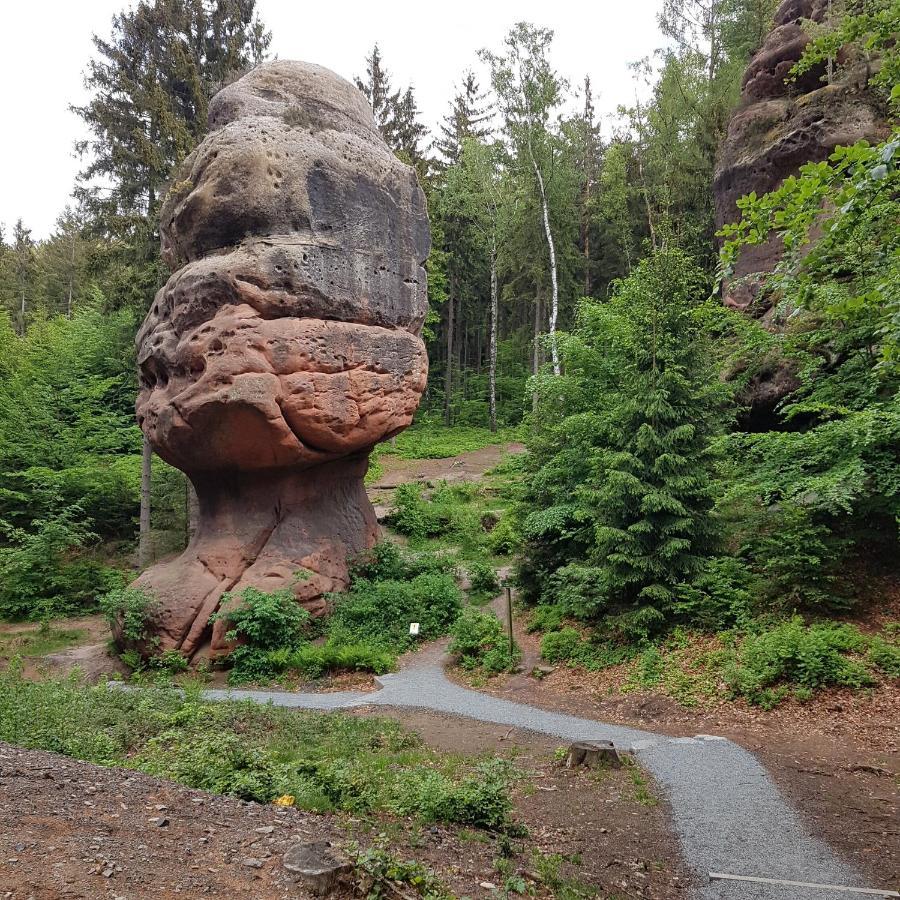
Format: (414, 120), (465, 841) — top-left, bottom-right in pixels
(564, 740), (622, 769)
(283, 841), (353, 896)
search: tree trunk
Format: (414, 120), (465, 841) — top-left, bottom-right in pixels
(67, 230), (76, 318)
(443, 280), (455, 426)
(489, 240), (498, 433)
(532, 160), (561, 376)
(138, 434), (153, 568)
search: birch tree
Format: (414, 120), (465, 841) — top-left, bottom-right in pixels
(443, 139), (514, 431)
(481, 24), (567, 376)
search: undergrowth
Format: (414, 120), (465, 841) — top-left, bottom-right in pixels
(0, 666), (516, 830)
(532, 607), (899, 709)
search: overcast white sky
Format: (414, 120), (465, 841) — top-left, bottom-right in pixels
(2, 0), (664, 239)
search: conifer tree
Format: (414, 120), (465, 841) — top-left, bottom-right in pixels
(435, 71), (493, 165)
(355, 45), (429, 170)
(73, 0), (270, 258)
(522, 250), (727, 638)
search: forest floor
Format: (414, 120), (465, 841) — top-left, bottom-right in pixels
(0, 440), (897, 896)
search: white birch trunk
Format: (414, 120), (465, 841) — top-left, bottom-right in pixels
(532, 158), (561, 376)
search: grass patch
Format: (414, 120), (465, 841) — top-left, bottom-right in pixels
(623, 758), (658, 807)
(0, 622), (86, 658)
(0, 665), (516, 830)
(379, 419), (519, 460)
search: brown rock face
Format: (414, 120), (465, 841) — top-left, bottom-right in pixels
(130, 61), (429, 656)
(713, 0), (889, 414)
(715, 0), (889, 298)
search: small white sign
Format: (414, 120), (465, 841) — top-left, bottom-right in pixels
(409, 622), (420, 636)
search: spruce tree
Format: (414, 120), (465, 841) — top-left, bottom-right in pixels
(73, 0), (270, 262)
(435, 71), (493, 165)
(355, 45), (429, 170)
(522, 250), (727, 638)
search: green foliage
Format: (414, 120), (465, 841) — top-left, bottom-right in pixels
(449, 607), (519, 674)
(216, 546), (463, 684)
(868, 634), (900, 677)
(384, 419), (519, 459)
(268, 643), (395, 680)
(329, 570), (462, 651)
(385, 480), (503, 559)
(0, 507), (124, 620)
(538, 627), (632, 671)
(99, 586), (159, 645)
(520, 250), (728, 637)
(539, 628), (582, 663)
(0, 668), (514, 830)
(726, 617), (874, 706)
(350, 842), (454, 899)
(467, 559), (500, 602)
(213, 587), (310, 651)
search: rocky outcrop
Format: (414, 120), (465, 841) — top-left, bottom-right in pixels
(715, 0), (889, 305)
(128, 61), (429, 656)
(714, 0), (889, 415)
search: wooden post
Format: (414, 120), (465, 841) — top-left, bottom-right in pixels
(505, 584), (514, 658)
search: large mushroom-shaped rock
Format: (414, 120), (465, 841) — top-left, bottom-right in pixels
(128, 61), (429, 656)
(713, 0), (889, 415)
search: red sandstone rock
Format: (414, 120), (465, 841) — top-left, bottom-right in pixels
(126, 61), (429, 656)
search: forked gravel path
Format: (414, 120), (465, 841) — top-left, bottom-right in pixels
(201, 643), (893, 900)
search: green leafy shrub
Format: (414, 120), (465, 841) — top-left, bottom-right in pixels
(269, 642), (395, 679)
(467, 559), (499, 602)
(99, 586), (160, 646)
(673, 556), (756, 629)
(212, 587), (310, 650)
(486, 514), (520, 556)
(868, 635), (900, 677)
(0, 507), (124, 620)
(726, 617), (874, 706)
(211, 587), (311, 684)
(329, 571), (462, 650)
(449, 607), (519, 674)
(540, 627), (582, 663)
(385, 483), (448, 539)
(526, 604), (567, 633)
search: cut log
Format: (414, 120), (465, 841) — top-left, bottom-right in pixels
(564, 740), (622, 769)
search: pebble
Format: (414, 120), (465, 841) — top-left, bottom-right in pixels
(241, 858), (263, 869)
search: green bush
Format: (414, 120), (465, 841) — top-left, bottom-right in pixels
(385, 483), (448, 539)
(0, 507), (124, 620)
(212, 587), (310, 651)
(449, 607), (519, 674)
(99, 586), (160, 646)
(868, 635), (900, 677)
(268, 642), (395, 679)
(329, 571), (462, 650)
(467, 559), (500, 602)
(726, 617), (874, 706)
(540, 627), (582, 663)
(486, 514), (520, 556)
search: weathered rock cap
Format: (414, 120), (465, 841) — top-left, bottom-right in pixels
(209, 60), (378, 137)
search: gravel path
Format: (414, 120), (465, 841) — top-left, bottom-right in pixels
(203, 645), (889, 900)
